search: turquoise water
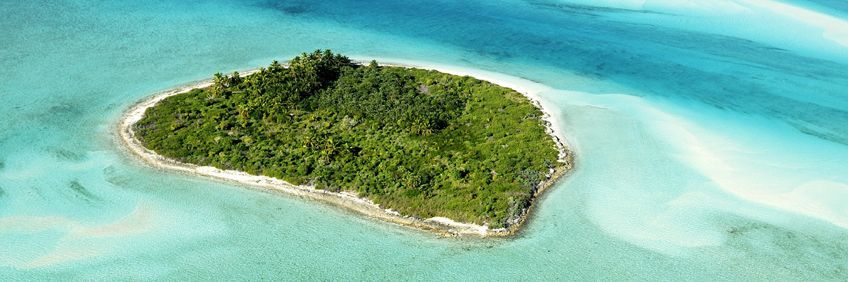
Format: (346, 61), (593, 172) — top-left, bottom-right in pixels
(2, 0), (847, 280)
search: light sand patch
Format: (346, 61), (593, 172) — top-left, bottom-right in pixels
(745, 0), (848, 47)
(0, 201), (158, 268)
(70, 202), (154, 238)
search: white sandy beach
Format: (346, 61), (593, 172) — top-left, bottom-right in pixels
(116, 61), (572, 237)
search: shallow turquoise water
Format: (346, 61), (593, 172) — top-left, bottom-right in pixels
(1, 0), (847, 280)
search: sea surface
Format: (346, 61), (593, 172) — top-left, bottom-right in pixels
(1, 0), (847, 280)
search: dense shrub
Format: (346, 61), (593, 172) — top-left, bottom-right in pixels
(135, 50), (561, 227)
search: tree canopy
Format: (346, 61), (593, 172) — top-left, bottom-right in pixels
(135, 50), (562, 228)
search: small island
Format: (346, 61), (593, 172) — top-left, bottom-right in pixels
(121, 50), (571, 236)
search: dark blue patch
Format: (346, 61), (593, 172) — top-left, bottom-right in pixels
(253, 0), (848, 144)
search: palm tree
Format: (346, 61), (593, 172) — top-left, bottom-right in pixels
(209, 72), (227, 100)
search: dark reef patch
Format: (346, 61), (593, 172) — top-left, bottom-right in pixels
(722, 218), (848, 280)
(527, 1), (667, 16)
(51, 148), (86, 162)
(259, 0), (313, 15)
(103, 165), (132, 187)
(69, 180), (100, 202)
(38, 101), (86, 127)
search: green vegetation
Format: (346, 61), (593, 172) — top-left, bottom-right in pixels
(135, 50), (562, 228)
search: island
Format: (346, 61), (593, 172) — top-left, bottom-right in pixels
(120, 50), (571, 236)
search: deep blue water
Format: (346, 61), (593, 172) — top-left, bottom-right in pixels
(1, 0), (847, 280)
